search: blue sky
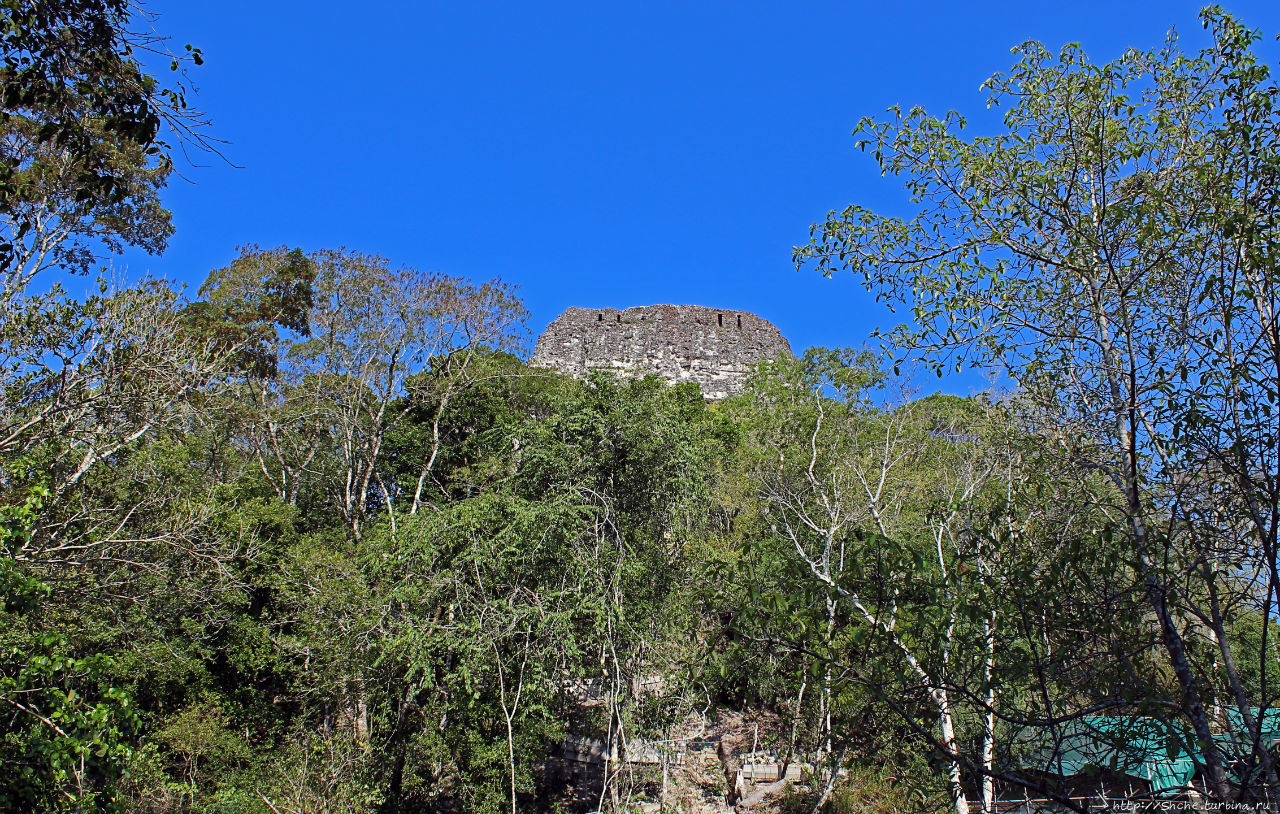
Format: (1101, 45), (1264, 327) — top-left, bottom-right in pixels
(122, 1), (1276, 393)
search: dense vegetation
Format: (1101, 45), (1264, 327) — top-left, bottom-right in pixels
(3, 4), (1280, 813)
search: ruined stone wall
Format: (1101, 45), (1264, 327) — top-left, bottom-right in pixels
(530, 304), (794, 400)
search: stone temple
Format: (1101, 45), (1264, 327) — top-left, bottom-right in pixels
(530, 304), (794, 400)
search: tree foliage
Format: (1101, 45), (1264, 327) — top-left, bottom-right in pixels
(7, 5), (1280, 813)
(0, 0), (205, 284)
(798, 6), (1280, 802)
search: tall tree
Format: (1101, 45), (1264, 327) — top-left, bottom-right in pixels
(202, 246), (528, 539)
(732, 352), (1114, 813)
(796, 9), (1280, 798)
(0, 0), (207, 285)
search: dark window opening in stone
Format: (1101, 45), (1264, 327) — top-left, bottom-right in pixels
(717, 313), (723, 327)
(737, 314), (742, 329)
(597, 313), (602, 322)
(616, 314), (621, 322)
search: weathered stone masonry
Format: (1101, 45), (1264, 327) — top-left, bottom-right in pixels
(530, 304), (794, 400)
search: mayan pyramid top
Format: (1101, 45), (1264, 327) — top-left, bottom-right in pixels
(530, 304), (794, 399)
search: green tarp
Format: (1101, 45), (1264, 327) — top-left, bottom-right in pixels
(1018, 710), (1280, 795)
(1221, 707), (1280, 750)
(1023, 717), (1197, 795)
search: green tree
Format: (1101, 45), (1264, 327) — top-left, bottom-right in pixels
(359, 369), (733, 812)
(0, 483), (140, 813)
(201, 246), (528, 539)
(0, 0), (207, 284)
(797, 9), (1280, 799)
(730, 352), (1091, 813)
